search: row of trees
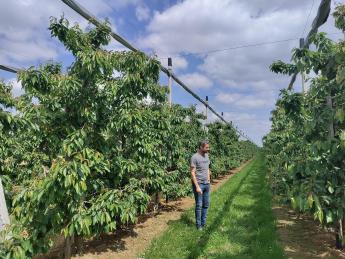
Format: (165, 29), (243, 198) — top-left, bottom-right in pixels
(0, 17), (257, 258)
(264, 5), (345, 248)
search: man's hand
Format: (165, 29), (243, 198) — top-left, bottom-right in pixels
(196, 186), (202, 194)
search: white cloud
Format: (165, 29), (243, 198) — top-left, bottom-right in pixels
(1, 39), (59, 63)
(139, 0), (309, 54)
(208, 111), (270, 145)
(4, 78), (23, 97)
(172, 56), (188, 71)
(195, 103), (204, 114)
(222, 111), (255, 123)
(108, 0), (141, 9)
(0, 0), (128, 66)
(139, 0), (340, 94)
(215, 92), (273, 109)
(179, 72), (213, 90)
(11, 80), (23, 97)
(194, 104), (267, 144)
(103, 39), (129, 52)
(137, 0), (341, 145)
(156, 56), (188, 72)
(136, 5), (151, 21)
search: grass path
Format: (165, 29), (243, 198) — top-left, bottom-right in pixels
(142, 155), (284, 259)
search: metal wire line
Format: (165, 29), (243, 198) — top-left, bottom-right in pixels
(156, 32), (341, 60)
(301, 0), (316, 37)
(59, 0), (252, 141)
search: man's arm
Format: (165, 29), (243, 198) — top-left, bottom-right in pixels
(191, 166), (202, 193)
(208, 168), (211, 183)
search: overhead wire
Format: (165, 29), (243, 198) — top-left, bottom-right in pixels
(59, 0), (253, 142)
(301, 0), (316, 37)
(157, 32), (342, 60)
(4, 0), (335, 142)
(288, 0), (332, 90)
(158, 38), (299, 59)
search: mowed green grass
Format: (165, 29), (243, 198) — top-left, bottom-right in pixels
(142, 155), (285, 259)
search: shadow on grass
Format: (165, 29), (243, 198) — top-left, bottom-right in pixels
(143, 158), (284, 259)
(187, 162), (284, 259)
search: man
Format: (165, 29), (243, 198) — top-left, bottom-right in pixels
(190, 140), (211, 231)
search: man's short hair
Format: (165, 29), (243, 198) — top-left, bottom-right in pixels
(199, 140), (209, 148)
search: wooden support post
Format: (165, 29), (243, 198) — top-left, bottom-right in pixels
(300, 38), (306, 93)
(203, 96), (208, 132)
(168, 57), (172, 107)
(205, 96), (208, 122)
(166, 57), (173, 204)
(326, 95), (343, 248)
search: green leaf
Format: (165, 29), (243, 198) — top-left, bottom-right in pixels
(21, 240), (32, 252)
(326, 211), (333, 223)
(327, 185), (334, 194)
(335, 109), (345, 123)
(307, 194), (314, 208)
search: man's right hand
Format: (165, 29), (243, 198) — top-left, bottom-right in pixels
(196, 186), (202, 194)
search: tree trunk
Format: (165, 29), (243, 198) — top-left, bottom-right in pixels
(336, 219), (344, 249)
(75, 235), (83, 255)
(64, 235), (74, 259)
(154, 192), (161, 212)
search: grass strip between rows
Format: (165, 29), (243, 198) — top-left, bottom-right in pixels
(142, 155), (284, 259)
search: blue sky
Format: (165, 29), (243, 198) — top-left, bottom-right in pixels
(0, 0), (343, 145)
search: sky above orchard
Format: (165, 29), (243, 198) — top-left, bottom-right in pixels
(0, 0), (343, 145)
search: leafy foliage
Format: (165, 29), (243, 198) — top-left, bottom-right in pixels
(0, 17), (257, 258)
(264, 4), (345, 247)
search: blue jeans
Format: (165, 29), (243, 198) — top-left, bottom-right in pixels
(192, 183), (210, 228)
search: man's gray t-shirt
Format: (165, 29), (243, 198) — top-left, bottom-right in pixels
(191, 153), (210, 184)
